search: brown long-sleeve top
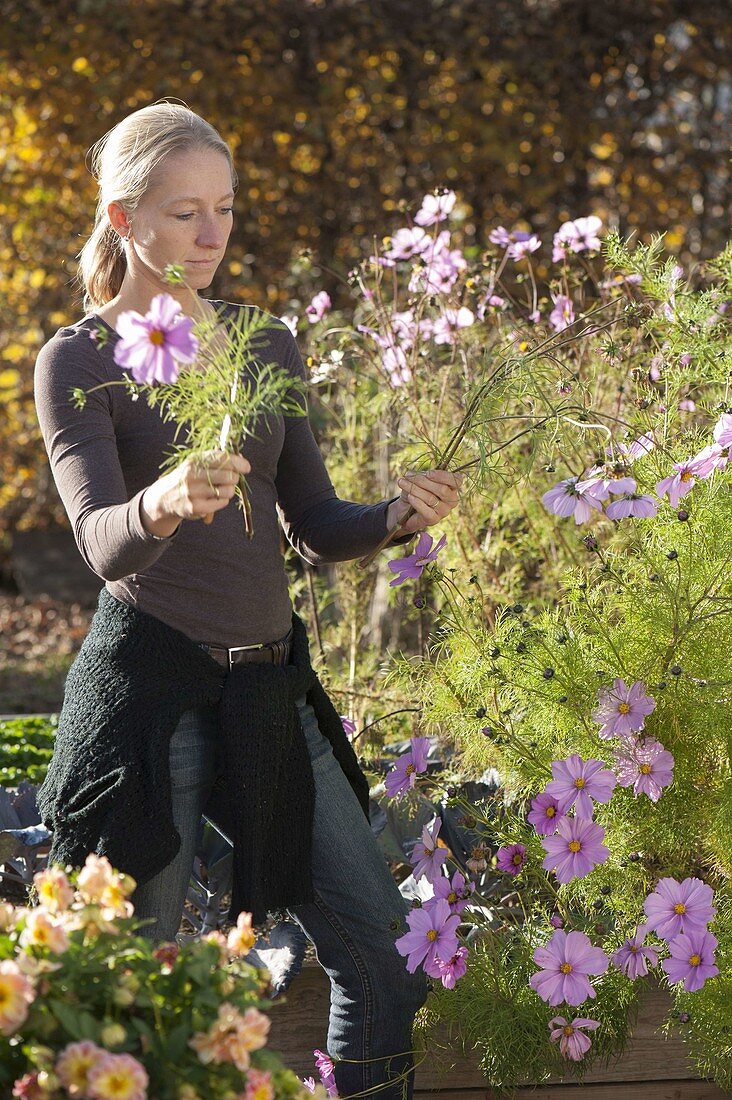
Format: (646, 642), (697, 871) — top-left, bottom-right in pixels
(34, 300), (407, 647)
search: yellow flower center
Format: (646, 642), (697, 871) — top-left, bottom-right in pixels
(512, 852), (523, 865)
(630, 945), (639, 953)
(618, 702), (630, 714)
(574, 777), (586, 788)
(546, 806), (556, 818)
(405, 763), (415, 775)
(563, 1024), (575, 1037)
(568, 840), (582, 853)
(559, 962), (573, 974)
(689, 953), (701, 966)
(149, 329), (166, 346)
(426, 929), (439, 942)
(674, 903), (686, 914)
(447, 892), (457, 904)
(680, 470), (693, 482)
(639, 763), (652, 774)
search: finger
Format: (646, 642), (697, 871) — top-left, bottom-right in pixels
(397, 480), (443, 521)
(420, 469), (464, 493)
(398, 474), (457, 506)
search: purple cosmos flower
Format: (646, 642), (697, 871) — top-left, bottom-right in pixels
(549, 295), (575, 332)
(301, 1078), (317, 1093)
(414, 190), (456, 226)
(592, 678), (656, 739)
(689, 442), (727, 478)
(113, 292), (199, 384)
(662, 929), (719, 992)
(313, 1050), (339, 1097)
(579, 472), (636, 499)
(615, 432), (655, 462)
(381, 226), (433, 264)
(432, 307), (475, 344)
(656, 460), (699, 509)
(549, 1015), (600, 1061)
(431, 869), (474, 915)
(394, 897), (460, 976)
(552, 216), (603, 262)
(643, 877), (716, 941)
(340, 716), (356, 740)
(411, 817), (448, 884)
(612, 736), (674, 802)
(496, 843), (527, 875)
(306, 291), (332, 323)
(433, 944), (469, 989)
(541, 816), (610, 884)
(530, 929), (609, 1006)
(387, 532), (447, 587)
(544, 755), (617, 819)
(550, 913), (565, 929)
(488, 226), (541, 261)
(528, 792), (565, 836)
(384, 735), (431, 799)
(713, 412), (732, 449)
(611, 925), (659, 979)
(605, 493), (659, 520)
(407, 230), (467, 295)
(541, 476), (605, 525)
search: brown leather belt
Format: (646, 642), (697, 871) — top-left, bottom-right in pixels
(199, 627), (293, 670)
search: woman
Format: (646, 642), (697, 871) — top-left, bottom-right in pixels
(33, 100), (462, 1098)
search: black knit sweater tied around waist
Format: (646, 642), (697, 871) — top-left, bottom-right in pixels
(36, 589), (370, 925)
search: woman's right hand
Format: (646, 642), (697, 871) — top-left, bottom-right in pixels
(140, 450), (251, 536)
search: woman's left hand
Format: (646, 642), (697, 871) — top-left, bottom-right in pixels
(386, 469), (463, 537)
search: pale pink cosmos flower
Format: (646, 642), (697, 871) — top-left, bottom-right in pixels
(643, 877), (716, 941)
(552, 216), (603, 261)
(113, 292), (199, 384)
(381, 226), (432, 263)
(605, 493), (659, 520)
(688, 442), (727, 478)
(382, 345), (412, 387)
(544, 754), (617, 819)
(541, 476), (605, 525)
(541, 816), (610, 884)
(306, 290), (332, 323)
(279, 314), (299, 337)
(530, 929), (608, 1005)
(656, 459), (699, 509)
(414, 190), (456, 226)
(394, 897), (460, 976)
(611, 925), (659, 979)
(411, 817), (448, 884)
(614, 432), (655, 462)
(488, 226), (541, 261)
(433, 944), (469, 988)
(528, 791), (565, 836)
(662, 929), (719, 992)
(549, 1015), (600, 1061)
(612, 736), (674, 801)
(549, 295), (575, 332)
(592, 678), (656, 739)
(384, 735), (431, 799)
(432, 307), (475, 344)
(713, 412), (732, 449)
(409, 230), (467, 295)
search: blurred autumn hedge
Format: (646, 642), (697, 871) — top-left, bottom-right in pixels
(0, 0), (729, 552)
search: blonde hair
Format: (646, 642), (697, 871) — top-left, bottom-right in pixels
(76, 99), (237, 312)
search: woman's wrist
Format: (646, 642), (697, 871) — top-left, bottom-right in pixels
(140, 484), (181, 539)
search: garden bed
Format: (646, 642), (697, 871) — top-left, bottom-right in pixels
(267, 960), (727, 1099)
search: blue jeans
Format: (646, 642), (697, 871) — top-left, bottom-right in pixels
(130, 695), (429, 1099)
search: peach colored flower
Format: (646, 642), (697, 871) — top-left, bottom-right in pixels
(86, 1052), (148, 1100)
(76, 854), (116, 903)
(0, 959), (36, 1036)
(239, 1006), (270, 1050)
(201, 930), (230, 966)
(0, 902), (16, 931)
(189, 1003), (270, 1073)
(14, 952), (63, 980)
(242, 1068), (274, 1100)
(65, 906), (120, 939)
(227, 912), (256, 956)
(56, 1039), (106, 1095)
(33, 868), (75, 913)
(19, 909), (69, 954)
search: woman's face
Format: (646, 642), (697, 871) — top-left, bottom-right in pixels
(118, 147), (235, 291)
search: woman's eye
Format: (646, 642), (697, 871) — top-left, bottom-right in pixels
(175, 208), (234, 221)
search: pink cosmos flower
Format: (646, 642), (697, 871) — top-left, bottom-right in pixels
(411, 817), (448, 884)
(713, 412), (732, 449)
(591, 678), (656, 739)
(530, 929), (608, 1006)
(380, 226), (432, 264)
(301, 1078), (317, 1093)
(656, 460), (698, 509)
(496, 843), (527, 875)
(612, 736), (674, 801)
(552, 216), (603, 262)
(549, 1015), (600, 1061)
(113, 292), (199, 384)
(279, 314), (299, 336)
(605, 493), (659, 520)
(11, 1075), (44, 1100)
(549, 295), (575, 332)
(394, 898), (460, 976)
(528, 792), (565, 836)
(433, 944), (469, 988)
(611, 925), (659, 978)
(578, 472), (635, 499)
(643, 877), (716, 941)
(306, 290), (332, 323)
(541, 816), (610, 884)
(414, 190), (456, 226)
(384, 736), (431, 799)
(313, 1049), (339, 1097)
(662, 929), (719, 992)
(387, 532), (447, 587)
(432, 307), (475, 344)
(488, 226), (541, 261)
(614, 432), (655, 462)
(382, 344), (412, 387)
(431, 869), (474, 915)
(409, 230), (467, 295)
(541, 476), (605, 525)
(340, 716), (356, 740)
(544, 755), (617, 819)
(688, 442), (727, 478)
